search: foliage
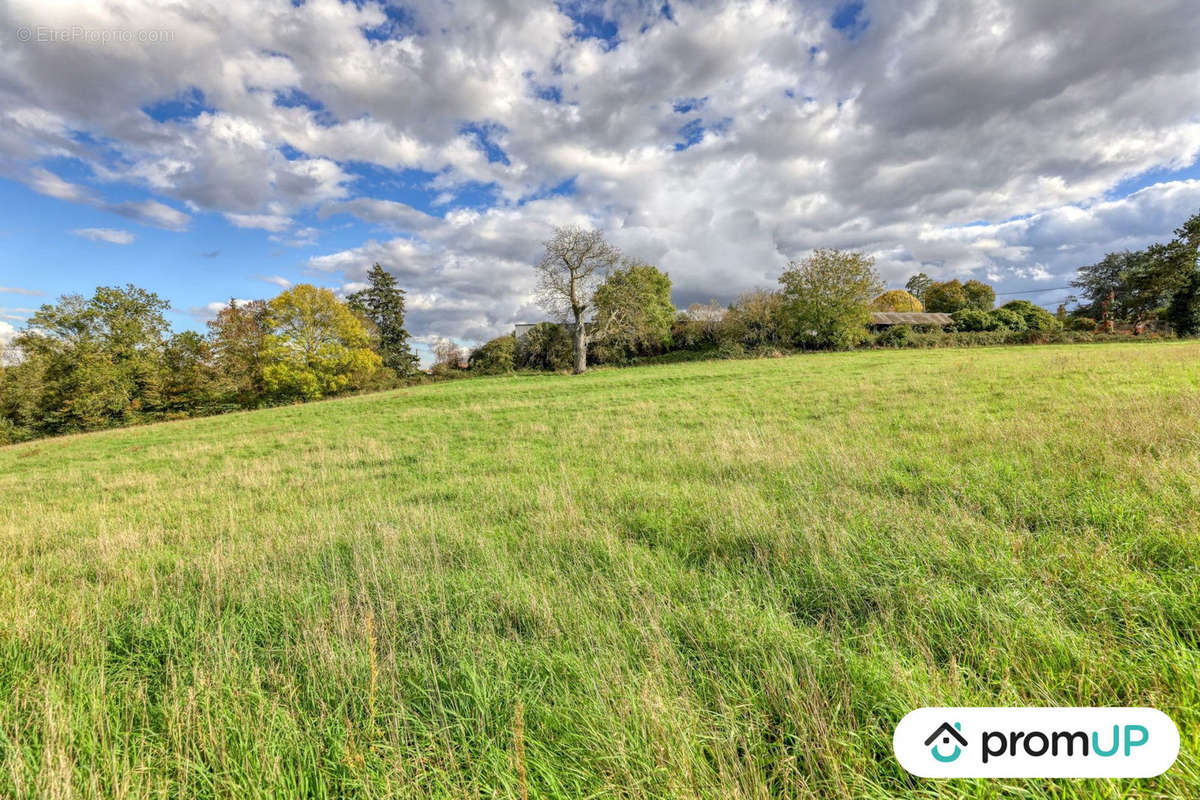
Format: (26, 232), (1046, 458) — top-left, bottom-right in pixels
(1166, 270), (1200, 336)
(923, 279), (969, 313)
(1072, 213), (1200, 321)
(514, 322), (574, 371)
(1000, 300), (1061, 332)
(1065, 316), (1097, 332)
(672, 302), (725, 350)
(989, 307), (1028, 331)
(870, 289), (923, 312)
(207, 299), (271, 408)
(950, 308), (1000, 332)
(592, 261), (675, 362)
(873, 324), (912, 347)
(348, 263), (419, 377)
(904, 272), (933, 304)
(5, 285), (170, 435)
(469, 335), (516, 374)
(262, 284), (381, 401)
(535, 226), (621, 373)
(160, 331), (220, 414)
(962, 279), (996, 311)
(722, 289), (787, 348)
(777, 249), (882, 349)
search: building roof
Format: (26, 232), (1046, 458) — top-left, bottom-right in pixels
(869, 311), (954, 326)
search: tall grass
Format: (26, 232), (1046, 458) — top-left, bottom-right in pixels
(1, 341), (1197, 798)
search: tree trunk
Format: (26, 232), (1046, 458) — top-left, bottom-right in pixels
(572, 314), (587, 374)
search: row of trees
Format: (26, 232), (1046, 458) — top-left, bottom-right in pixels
(1070, 212), (1200, 333)
(5, 212), (1197, 441)
(0, 265), (417, 442)
(471, 230), (895, 374)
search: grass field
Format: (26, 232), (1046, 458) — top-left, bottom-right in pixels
(1, 341), (1198, 798)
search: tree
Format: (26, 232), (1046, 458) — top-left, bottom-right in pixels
(962, 280), (995, 311)
(534, 226), (621, 373)
(1072, 215), (1199, 322)
(10, 285), (170, 434)
(778, 250), (882, 349)
(904, 273), (933, 304)
(923, 280), (969, 313)
(870, 290), (923, 312)
(724, 289), (787, 347)
(1167, 269), (1200, 336)
(432, 338), (465, 370)
(262, 285), (381, 401)
(591, 261), (675, 361)
(207, 299), (270, 407)
(347, 264), (419, 377)
(469, 335), (516, 374)
(160, 331), (219, 414)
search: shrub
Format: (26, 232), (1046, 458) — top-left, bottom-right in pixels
(673, 302), (725, 350)
(950, 308), (999, 332)
(514, 323), (574, 371)
(874, 325), (913, 347)
(1066, 316), (1097, 332)
(469, 335), (516, 375)
(989, 308), (1028, 331)
(716, 340), (746, 359)
(723, 290), (787, 348)
(1001, 300), (1061, 332)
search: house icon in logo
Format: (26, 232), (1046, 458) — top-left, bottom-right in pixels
(924, 722), (967, 762)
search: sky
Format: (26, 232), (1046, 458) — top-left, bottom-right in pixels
(2, 0), (1199, 360)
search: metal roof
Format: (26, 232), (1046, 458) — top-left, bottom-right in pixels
(869, 312), (954, 326)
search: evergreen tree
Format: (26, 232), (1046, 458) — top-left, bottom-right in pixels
(348, 264), (419, 376)
(1167, 270), (1200, 336)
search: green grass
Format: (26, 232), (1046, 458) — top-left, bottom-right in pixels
(1, 341), (1198, 798)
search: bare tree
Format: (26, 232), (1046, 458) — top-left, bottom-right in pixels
(534, 226), (621, 373)
(433, 337), (464, 369)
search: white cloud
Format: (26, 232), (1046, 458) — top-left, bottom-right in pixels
(225, 212), (292, 232)
(1, 0), (1198, 342)
(72, 227), (135, 244)
(0, 287), (42, 296)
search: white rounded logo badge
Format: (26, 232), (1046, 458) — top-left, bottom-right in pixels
(894, 707), (1179, 778)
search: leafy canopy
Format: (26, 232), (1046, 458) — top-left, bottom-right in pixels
(263, 284), (381, 400)
(778, 249), (882, 350)
(870, 290), (923, 312)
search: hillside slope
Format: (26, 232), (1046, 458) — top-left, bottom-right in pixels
(2, 342), (1198, 798)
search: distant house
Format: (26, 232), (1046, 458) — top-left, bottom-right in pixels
(513, 323), (540, 339)
(869, 311), (953, 328)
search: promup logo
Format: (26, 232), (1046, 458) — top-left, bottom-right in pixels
(894, 708), (1179, 778)
(924, 722), (967, 762)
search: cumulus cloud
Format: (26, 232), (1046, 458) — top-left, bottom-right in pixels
(2, 0), (1199, 343)
(72, 227), (135, 244)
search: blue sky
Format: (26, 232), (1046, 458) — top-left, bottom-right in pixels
(2, 0), (1199, 355)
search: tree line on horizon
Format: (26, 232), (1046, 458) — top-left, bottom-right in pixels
(2, 210), (1198, 444)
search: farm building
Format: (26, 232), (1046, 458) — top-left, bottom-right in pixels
(868, 312), (953, 328)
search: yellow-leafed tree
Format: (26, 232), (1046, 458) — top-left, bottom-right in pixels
(870, 289), (924, 312)
(263, 284), (381, 400)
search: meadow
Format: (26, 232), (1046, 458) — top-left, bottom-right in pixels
(1, 340), (1198, 799)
